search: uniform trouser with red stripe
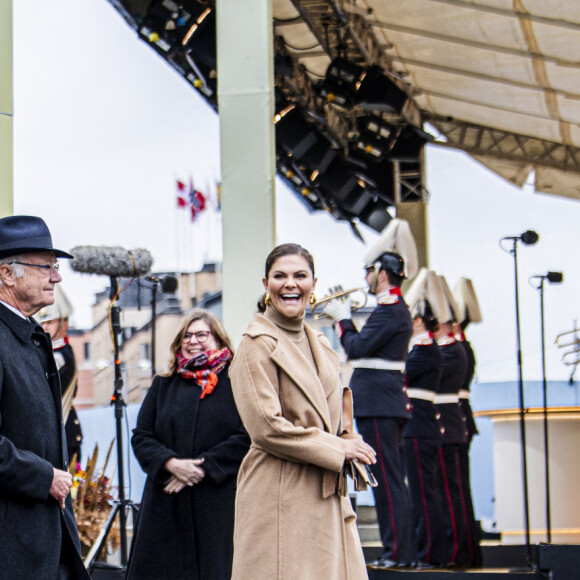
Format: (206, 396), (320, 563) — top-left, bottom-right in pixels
(404, 437), (448, 566)
(438, 444), (471, 566)
(458, 440), (482, 567)
(356, 417), (415, 564)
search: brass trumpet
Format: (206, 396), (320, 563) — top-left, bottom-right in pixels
(555, 327), (580, 349)
(310, 286), (368, 319)
(562, 349), (580, 366)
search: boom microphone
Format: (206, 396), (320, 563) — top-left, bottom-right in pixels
(69, 246), (153, 278)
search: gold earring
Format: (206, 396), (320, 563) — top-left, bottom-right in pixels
(309, 292), (317, 305)
(265, 293), (271, 306)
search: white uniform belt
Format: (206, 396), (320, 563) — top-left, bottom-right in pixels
(459, 389), (470, 400)
(406, 388), (436, 402)
(350, 358), (406, 371)
(435, 394), (460, 404)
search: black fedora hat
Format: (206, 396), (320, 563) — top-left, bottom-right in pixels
(0, 215), (73, 260)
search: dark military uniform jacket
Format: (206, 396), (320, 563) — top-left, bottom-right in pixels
(404, 332), (443, 440)
(336, 288), (413, 418)
(435, 334), (468, 445)
(457, 335), (478, 439)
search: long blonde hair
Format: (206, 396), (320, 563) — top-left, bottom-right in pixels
(165, 309), (233, 376)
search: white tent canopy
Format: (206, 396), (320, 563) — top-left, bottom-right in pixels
(273, 0), (580, 199)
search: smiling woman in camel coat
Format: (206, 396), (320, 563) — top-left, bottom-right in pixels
(229, 312), (368, 580)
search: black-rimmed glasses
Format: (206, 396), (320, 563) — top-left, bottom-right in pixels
(183, 331), (211, 343)
(11, 261), (60, 275)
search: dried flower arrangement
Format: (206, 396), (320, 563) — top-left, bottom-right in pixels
(69, 440), (120, 555)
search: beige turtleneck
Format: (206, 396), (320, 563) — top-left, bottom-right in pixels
(263, 305), (317, 372)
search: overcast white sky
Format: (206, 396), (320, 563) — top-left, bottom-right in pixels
(12, 0), (580, 384)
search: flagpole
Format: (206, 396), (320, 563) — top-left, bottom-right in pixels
(174, 178), (180, 274)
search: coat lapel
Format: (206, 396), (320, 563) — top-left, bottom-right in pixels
(247, 315), (335, 432)
(304, 323), (339, 401)
(270, 336), (332, 433)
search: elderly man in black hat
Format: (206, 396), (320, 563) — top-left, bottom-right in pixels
(0, 216), (90, 579)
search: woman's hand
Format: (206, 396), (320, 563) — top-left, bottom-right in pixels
(164, 457), (206, 485)
(343, 439), (376, 465)
(164, 475), (186, 494)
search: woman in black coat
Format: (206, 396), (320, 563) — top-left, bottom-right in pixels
(126, 309), (250, 580)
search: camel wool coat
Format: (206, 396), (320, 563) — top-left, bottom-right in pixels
(229, 313), (368, 580)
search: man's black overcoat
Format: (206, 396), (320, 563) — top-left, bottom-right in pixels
(0, 304), (89, 580)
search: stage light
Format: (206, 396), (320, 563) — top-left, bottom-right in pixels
(317, 157), (359, 202)
(356, 66), (408, 114)
(347, 155), (395, 205)
(319, 58), (366, 108)
(389, 125), (432, 160)
(274, 103), (318, 159)
(354, 116), (401, 162)
(359, 201), (393, 232)
(182, 8), (211, 46)
(180, 9), (216, 69)
(295, 133), (337, 176)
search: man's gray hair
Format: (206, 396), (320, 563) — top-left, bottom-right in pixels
(0, 256), (25, 286)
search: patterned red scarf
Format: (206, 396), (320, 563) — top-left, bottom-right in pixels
(176, 348), (232, 399)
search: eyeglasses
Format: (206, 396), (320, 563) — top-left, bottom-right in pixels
(183, 331), (211, 343)
(12, 261), (60, 275)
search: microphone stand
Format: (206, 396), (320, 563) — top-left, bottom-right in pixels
(537, 277), (552, 544)
(151, 278), (159, 377)
(530, 272), (563, 544)
(537, 276), (552, 544)
(505, 237), (532, 563)
(84, 276), (139, 574)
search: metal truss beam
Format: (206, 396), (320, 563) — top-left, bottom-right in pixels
(288, 0), (422, 125)
(427, 115), (580, 174)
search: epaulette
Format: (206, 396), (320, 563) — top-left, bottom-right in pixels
(410, 331), (433, 348)
(378, 294), (400, 306)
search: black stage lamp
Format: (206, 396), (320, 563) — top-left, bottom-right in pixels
(320, 57), (366, 108)
(347, 154), (396, 206)
(296, 134), (337, 180)
(181, 8), (215, 67)
(313, 156), (367, 214)
(274, 103), (318, 159)
(389, 124), (432, 160)
(354, 116), (401, 162)
(356, 65), (408, 114)
(359, 199), (393, 232)
(339, 180), (375, 216)
(139, 1), (209, 53)
(315, 156), (359, 203)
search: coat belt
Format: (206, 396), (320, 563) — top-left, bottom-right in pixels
(459, 389), (470, 400)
